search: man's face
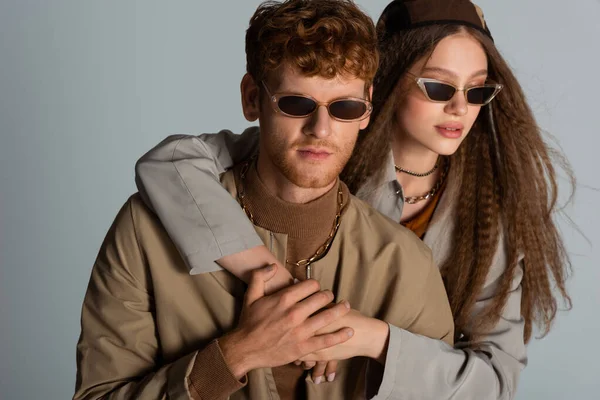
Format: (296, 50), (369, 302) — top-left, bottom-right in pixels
(251, 66), (371, 190)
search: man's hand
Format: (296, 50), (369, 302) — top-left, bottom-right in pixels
(262, 262), (294, 294)
(298, 309), (390, 366)
(219, 264), (354, 379)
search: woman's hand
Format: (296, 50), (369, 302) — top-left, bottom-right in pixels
(299, 309), (390, 364)
(217, 245), (294, 295)
(299, 360), (339, 384)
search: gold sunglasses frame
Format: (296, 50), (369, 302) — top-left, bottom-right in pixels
(261, 81), (373, 122)
(410, 75), (503, 106)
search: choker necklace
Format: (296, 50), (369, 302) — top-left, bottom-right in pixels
(237, 158), (344, 280)
(395, 158), (439, 177)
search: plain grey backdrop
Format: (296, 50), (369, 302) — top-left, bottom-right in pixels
(1, 1), (598, 399)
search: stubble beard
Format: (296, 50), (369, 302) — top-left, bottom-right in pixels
(267, 139), (353, 189)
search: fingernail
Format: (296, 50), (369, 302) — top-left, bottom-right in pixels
(347, 329), (354, 338)
(293, 278), (300, 284)
(265, 264), (274, 272)
(337, 299), (350, 309)
(327, 373), (336, 382)
(314, 376), (322, 385)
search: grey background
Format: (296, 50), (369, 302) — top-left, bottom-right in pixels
(0, 1), (598, 399)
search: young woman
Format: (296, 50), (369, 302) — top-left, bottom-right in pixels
(135, 0), (572, 398)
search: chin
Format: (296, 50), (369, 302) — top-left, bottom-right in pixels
(433, 147), (461, 156)
(426, 139), (465, 156)
(283, 165), (340, 189)
(287, 172), (338, 189)
(282, 156), (346, 189)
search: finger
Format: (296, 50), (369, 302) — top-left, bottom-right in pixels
(288, 290), (339, 327)
(302, 300), (350, 335)
(244, 264), (278, 306)
(263, 264), (295, 296)
(303, 327), (354, 357)
(302, 361), (316, 370)
(325, 361), (338, 382)
(311, 361), (328, 384)
(293, 360), (302, 366)
(274, 279), (322, 308)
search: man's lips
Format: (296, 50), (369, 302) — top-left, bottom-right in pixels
(297, 147), (332, 160)
(298, 146), (332, 154)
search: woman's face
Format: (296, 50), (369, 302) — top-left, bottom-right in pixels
(395, 33), (488, 156)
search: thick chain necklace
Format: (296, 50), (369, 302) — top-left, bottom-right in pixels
(403, 160), (449, 204)
(395, 158), (439, 177)
(237, 159), (344, 280)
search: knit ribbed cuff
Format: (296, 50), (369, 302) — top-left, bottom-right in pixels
(188, 339), (248, 400)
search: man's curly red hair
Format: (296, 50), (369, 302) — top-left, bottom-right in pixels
(245, 0), (379, 85)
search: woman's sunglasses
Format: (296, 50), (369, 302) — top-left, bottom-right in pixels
(409, 74), (503, 106)
(261, 82), (373, 122)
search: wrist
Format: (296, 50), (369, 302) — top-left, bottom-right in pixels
(367, 319), (390, 365)
(218, 331), (253, 379)
(217, 245), (279, 284)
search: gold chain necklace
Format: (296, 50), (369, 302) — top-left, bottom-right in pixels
(403, 161), (449, 204)
(237, 159), (344, 280)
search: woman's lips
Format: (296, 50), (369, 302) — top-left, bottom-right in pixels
(435, 123), (464, 139)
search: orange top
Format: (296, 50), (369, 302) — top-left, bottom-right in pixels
(401, 180), (446, 239)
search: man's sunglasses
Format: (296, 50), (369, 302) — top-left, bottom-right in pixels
(409, 74), (503, 106)
(261, 82), (373, 122)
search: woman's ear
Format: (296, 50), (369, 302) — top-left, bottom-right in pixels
(241, 73), (260, 122)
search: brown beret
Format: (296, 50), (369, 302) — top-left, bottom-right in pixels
(378, 0), (493, 41)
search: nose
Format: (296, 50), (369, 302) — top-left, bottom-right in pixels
(444, 90), (468, 116)
(304, 104), (333, 139)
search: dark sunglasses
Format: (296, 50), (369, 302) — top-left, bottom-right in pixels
(409, 74), (503, 106)
(261, 82), (373, 122)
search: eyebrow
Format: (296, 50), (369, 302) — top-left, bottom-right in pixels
(421, 67), (488, 79)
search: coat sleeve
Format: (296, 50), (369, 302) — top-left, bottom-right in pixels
(374, 258), (527, 400)
(73, 199), (246, 400)
(134, 128), (262, 274)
